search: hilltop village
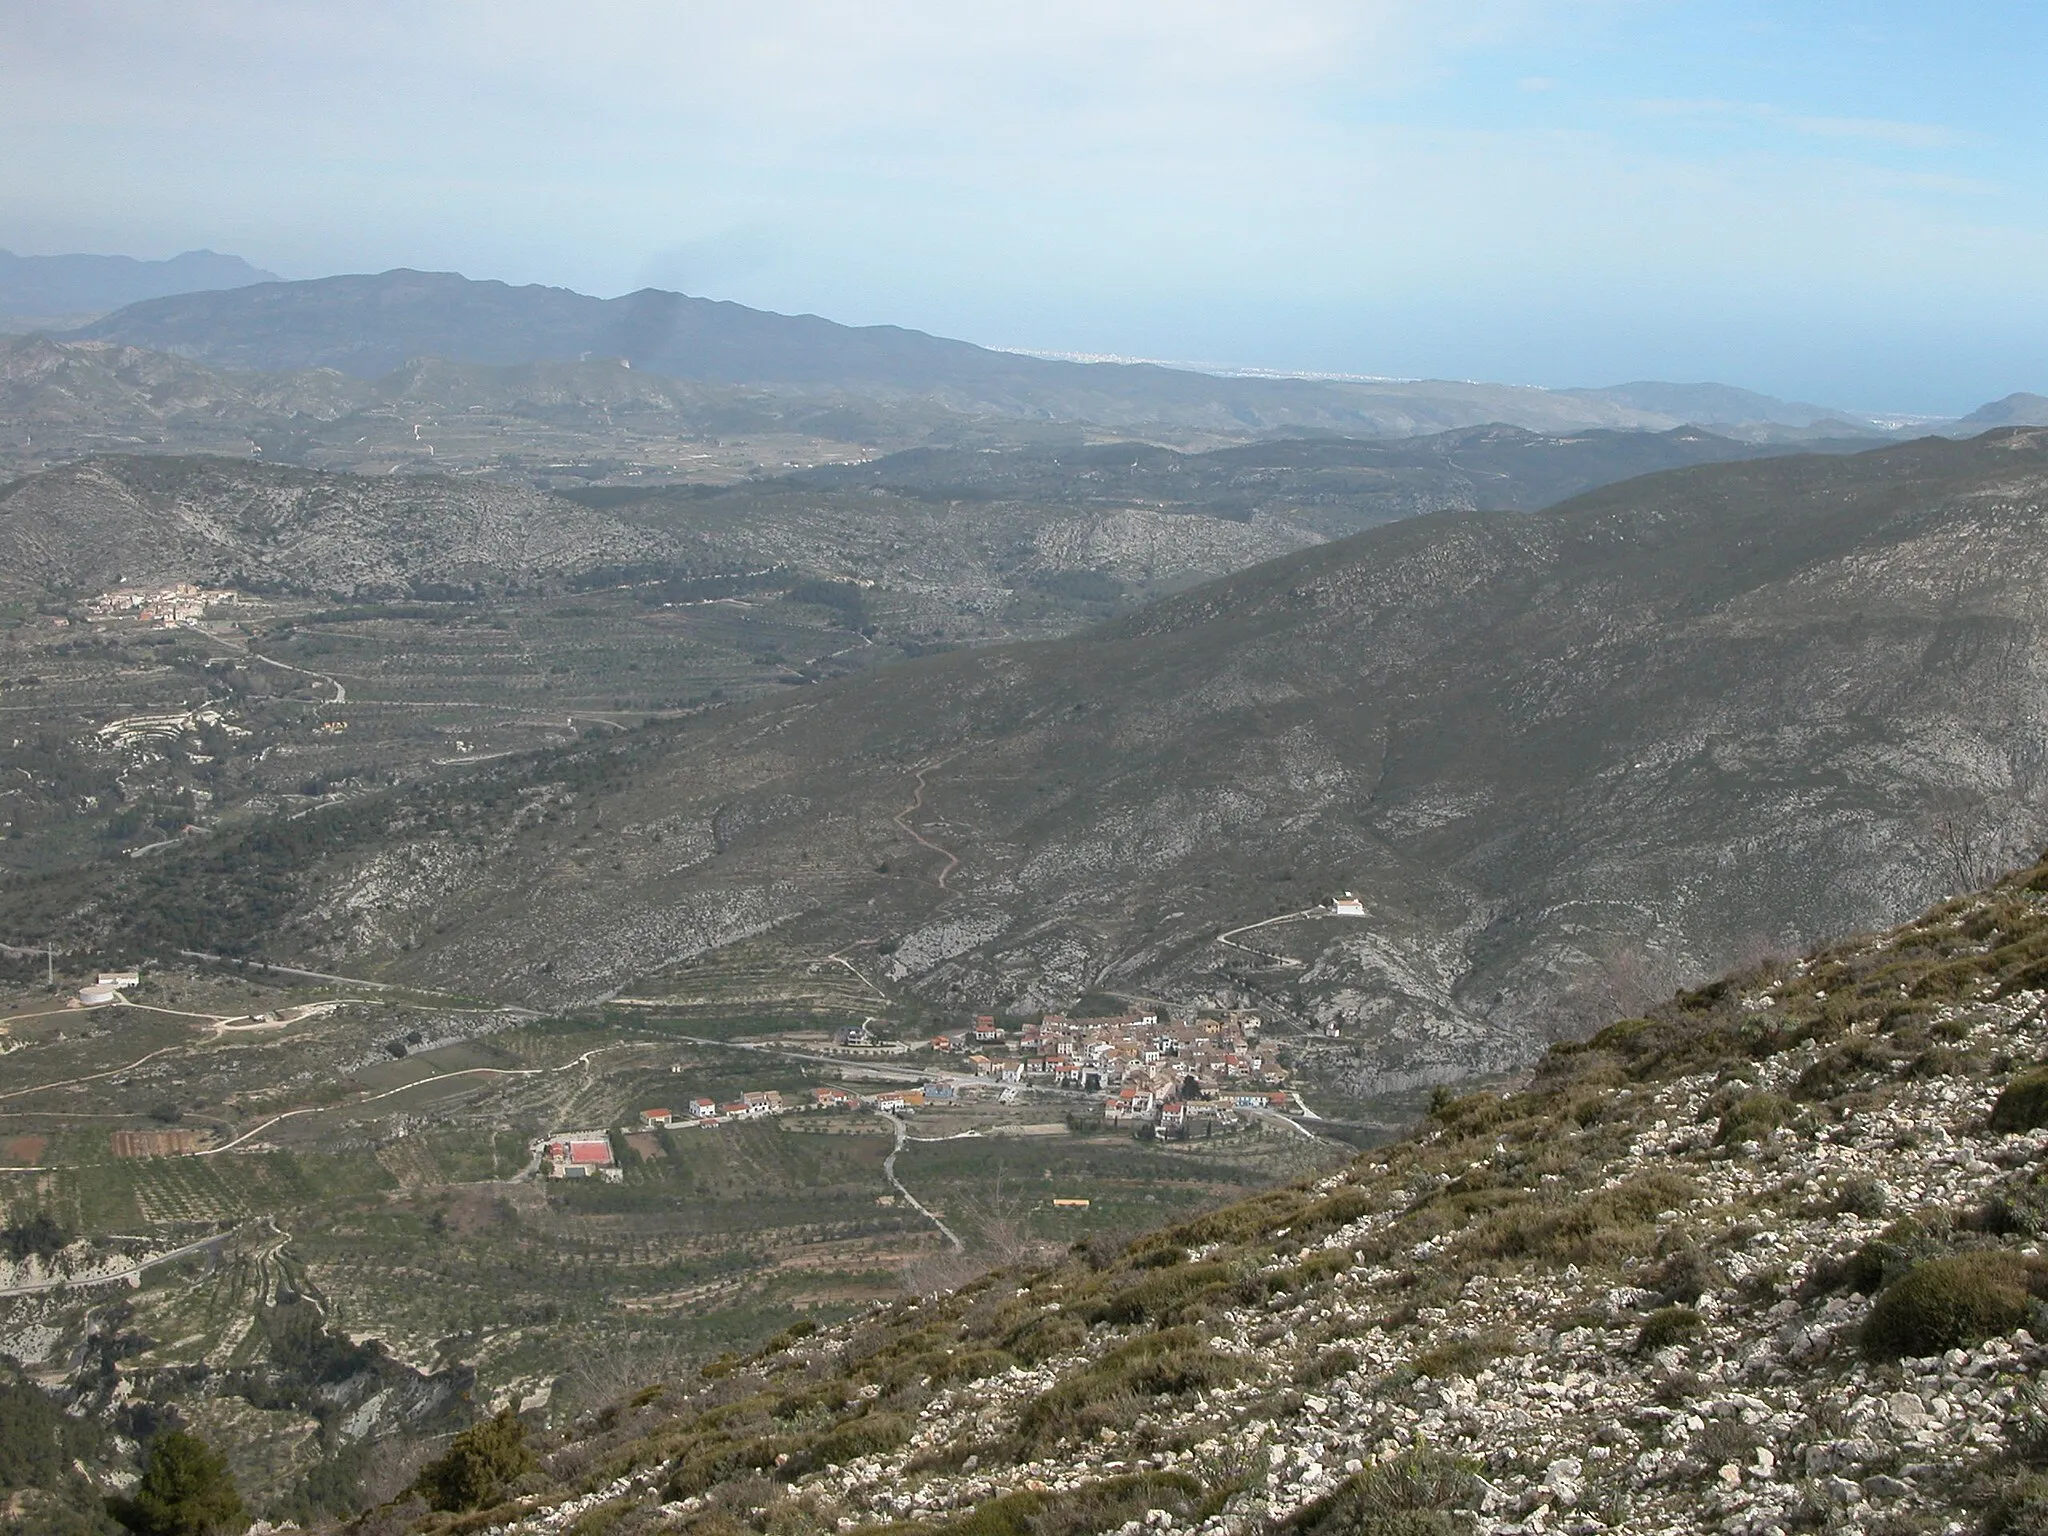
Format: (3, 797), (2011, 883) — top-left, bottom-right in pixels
(536, 1008), (1299, 1178)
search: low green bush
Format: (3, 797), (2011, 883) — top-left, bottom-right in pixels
(929, 1348), (1015, 1384)
(787, 1411), (911, 1472)
(1863, 1251), (2048, 1358)
(1832, 1216), (1950, 1295)
(1633, 1306), (1703, 1354)
(1015, 1330), (1241, 1451)
(1991, 1070), (2048, 1133)
(1650, 1245), (1724, 1305)
(1085, 1260), (1236, 1325)
(1003, 1312), (1088, 1364)
(1467, 1173), (1696, 1268)
(1408, 1332), (1508, 1380)
(914, 1472), (1207, 1536)
(1983, 1471), (2048, 1536)
(1831, 1176), (1891, 1219)
(1297, 1346), (1360, 1386)
(1278, 1449), (1481, 1536)
(1714, 1092), (1792, 1146)
(665, 1435), (789, 1499)
(109, 1430), (247, 1536)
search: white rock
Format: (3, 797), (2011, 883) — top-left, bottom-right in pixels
(1885, 1391), (1929, 1427)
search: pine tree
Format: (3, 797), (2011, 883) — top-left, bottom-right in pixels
(110, 1430), (247, 1536)
(413, 1410), (536, 1512)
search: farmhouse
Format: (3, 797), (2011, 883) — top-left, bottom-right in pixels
(542, 1133), (615, 1178)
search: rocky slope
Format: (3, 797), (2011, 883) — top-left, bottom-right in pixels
(0, 455), (667, 599)
(42, 427), (2035, 1086)
(14, 432), (2048, 1095)
(305, 854), (2048, 1536)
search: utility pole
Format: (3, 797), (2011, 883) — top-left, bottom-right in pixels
(47, 943), (54, 989)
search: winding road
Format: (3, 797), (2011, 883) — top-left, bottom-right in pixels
(894, 762), (962, 890)
(1213, 907), (1330, 968)
(0, 1230), (235, 1298)
(248, 651), (346, 707)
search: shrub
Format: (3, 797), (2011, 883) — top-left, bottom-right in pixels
(1832, 1216), (1951, 1295)
(1409, 1333), (1505, 1380)
(1650, 1245), (1724, 1305)
(1297, 1346), (1361, 1387)
(1714, 1092), (1792, 1146)
(1004, 1312), (1087, 1364)
(413, 1410), (538, 1512)
(788, 1412), (911, 1472)
(1279, 1249), (1354, 1290)
(1984, 1472), (2048, 1536)
(1293, 1188), (1374, 1238)
(1987, 1180), (2048, 1239)
(1863, 1252), (2048, 1358)
(0, 1212), (67, 1263)
(1468, 1173), (1696, 1268)
(1991, 1070), (2048, 1133)
(926, 1473), (1205, 1536)
(1793, 1041), (1892, 1102)
(1085, 1260), (1235, 1325)
(1832, 1176), (1891, 1219)
(929, 1348), (1015, 1384)
(1130, 1243), (1189, 1270)
(1634, 1307), (1703, 1354)
(109, 1430), (247, 1536)
(1015, 1330), (1240, 1450)
(1693, 1419), (1760, 1471)
(1279, 1449), (1481, 1536)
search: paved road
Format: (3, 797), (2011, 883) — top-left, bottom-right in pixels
(0, 1230), (234, 1298)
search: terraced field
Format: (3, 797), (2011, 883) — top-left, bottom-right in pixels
(0, 961), (1347, 1517)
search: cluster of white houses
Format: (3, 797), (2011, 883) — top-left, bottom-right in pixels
(84, 583), (244, 628)
(930, 1009), (1296, 1124)
(535, 1008), (1300, 1175)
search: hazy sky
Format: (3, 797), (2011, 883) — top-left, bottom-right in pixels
(5, 1), (2044, 414)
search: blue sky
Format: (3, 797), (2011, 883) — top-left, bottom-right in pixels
(4, 1), (2044, 414)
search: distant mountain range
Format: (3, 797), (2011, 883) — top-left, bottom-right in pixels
(64, 267), (1898, 441)
(0, 248), (278, 328)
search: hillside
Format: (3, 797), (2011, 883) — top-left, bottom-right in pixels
(0, 248), (277, 330)
(26, 852), (2048, 1534)
(0, 336), (996, 486)
(773, 426), (1830, 523)
(446, 857), (2048, 1536)
(11, 431), (2048, 1103)
(1958, 394), (2048, 430)
(0, 456), (666, 599)
(69, 270), (1883, 440)
(429, 859), (2048, 1535)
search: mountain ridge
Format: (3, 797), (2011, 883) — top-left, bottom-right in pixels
(0, 247), (278, 327)
(15, 430), (2048, 1101)
(68, 270), (1886, 441)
